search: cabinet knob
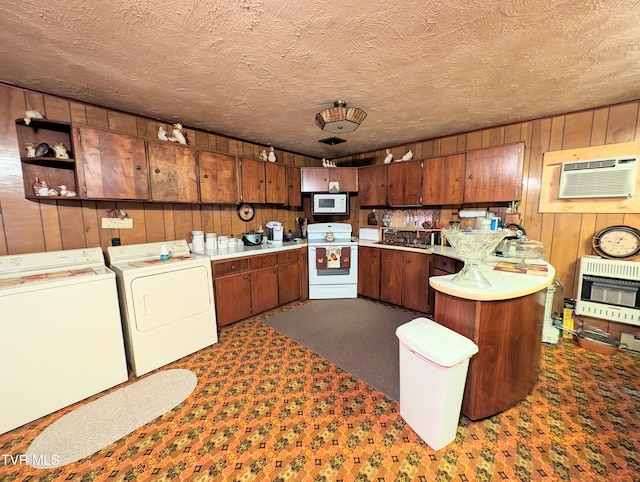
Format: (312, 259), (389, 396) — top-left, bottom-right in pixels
(455, 177), (461, 182)
(136, 165), (142, 171)
(203, 174), (208, 179)
(468, 174), (474, 179)
(155, 168), (160, 174)
(389, 183), (393, 188)
(231, 265), (236, 270)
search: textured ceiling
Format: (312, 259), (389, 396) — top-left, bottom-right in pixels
(1, 0), (639, 159)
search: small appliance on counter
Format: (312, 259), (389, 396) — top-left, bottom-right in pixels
(266, 221), (284, 245)
(242, 231), (263, 246)
(495, 223), (526, 256)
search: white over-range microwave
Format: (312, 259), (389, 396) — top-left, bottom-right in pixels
(312, 193), (348, 214)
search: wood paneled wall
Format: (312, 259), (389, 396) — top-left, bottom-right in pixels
(336, 101), (640, 300)
(0, 84), (316, 256)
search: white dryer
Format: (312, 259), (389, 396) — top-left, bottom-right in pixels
(107, 240), (217, 377)
(0, 247), (128, 435)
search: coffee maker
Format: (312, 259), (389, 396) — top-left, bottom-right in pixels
(266, 221), (283, 244)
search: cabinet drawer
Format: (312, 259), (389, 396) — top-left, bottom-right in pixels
(213, 258), (249, 277)
(249, 254), (277, 270)
(431, 254), (461, 274)
(277, 250), (299, 264)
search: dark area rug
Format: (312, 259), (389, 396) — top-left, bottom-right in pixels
(263, 297), (423, 400)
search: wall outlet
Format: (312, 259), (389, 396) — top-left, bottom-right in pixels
(101, 218), (133, 229)
(620, 333), (640, 353)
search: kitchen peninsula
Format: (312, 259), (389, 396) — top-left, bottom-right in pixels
(429, 247), (555, 420)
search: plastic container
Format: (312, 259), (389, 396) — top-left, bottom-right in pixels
(205, 233), (216, 251)
(395, 317), (478, 450)
(191, 230), (204, 253)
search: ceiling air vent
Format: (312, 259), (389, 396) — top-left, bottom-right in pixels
(318, 136), (346, 145)
(558, 156), (637, 199)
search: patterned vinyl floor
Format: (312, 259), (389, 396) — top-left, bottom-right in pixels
(1, 300), (639, 481)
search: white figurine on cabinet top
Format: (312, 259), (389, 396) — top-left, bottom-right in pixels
(24, 143), (36, 158)
(24, 109), (44, 125)
(383, 149), (393, 164)
(171, 123), (187, 144)
(158, 126), (168, 141)
(259, 149), (268, 162)
(267, 146), (276, 162)
(400, 150), (413, 161)
(58, 185), (77, 197)
(52, 143), (70, 159)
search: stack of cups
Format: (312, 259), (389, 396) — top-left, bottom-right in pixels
(191, 230), (205, 253)
(205, 232), (217, 251)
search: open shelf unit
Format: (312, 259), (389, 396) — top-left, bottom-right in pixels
(15, 118), (80, 201)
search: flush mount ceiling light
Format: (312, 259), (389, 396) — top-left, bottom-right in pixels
(318, 136), (347, 145)
(315, 100), (367, 134)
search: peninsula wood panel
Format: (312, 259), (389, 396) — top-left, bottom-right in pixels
(0, 84), (309, 256)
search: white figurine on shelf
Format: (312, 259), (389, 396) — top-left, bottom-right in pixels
(52, 143), (70, 159)
(383, 149), (393, 164)
(158, 126), (168, 140)
(267, 146), (277, 162)
(24, 109), (44, 125)
(58, 185), (76, 197)
(400, 150), (413, 161)
(322, 158), (328, 167)
(172, 123), (187, 144)
(329, 160), (336, 167)
(38, 181), (50, 197)
(259, 150), (268, 162)
(25, 143), (36, 158)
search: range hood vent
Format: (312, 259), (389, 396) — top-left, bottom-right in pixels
(558, 156), (637, 199)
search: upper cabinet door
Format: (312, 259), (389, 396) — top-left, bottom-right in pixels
(199, 151), (240, 204)
(464, 142), (525, 203)
(286, 166), (302, 207)
(73, 126), (149, 200)
(358, 164), (387, 206)
(300, 167), (358, 192)
(241, 158), (266, 203)
(147, 140), (199, 203)
(422, 154), (465, 205)
(387, 160), (423, 206)
(265, 162), (287, 204)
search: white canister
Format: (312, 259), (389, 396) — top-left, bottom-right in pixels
(217, 235), (229, 249)
(192, 230), (204, 253)
(205, 232), (217, 251)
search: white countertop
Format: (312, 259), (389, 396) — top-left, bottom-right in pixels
(357, 239), (555, 301)
(203, 240), (306, 261)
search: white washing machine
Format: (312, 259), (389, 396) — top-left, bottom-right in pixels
(0, 247), (128, 435)
(107, 240), (218, 377)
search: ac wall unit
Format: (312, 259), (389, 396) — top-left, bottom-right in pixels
(558, 156), (637, 199)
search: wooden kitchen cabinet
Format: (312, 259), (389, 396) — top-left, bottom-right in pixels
(241, 158), (266, 203)
(463, 142), (524, 203)
(422, 154), (465, 205)
(358, 245), (381, 299)
(380, 249), (404, 306)
(300, 167), (358, 192)
(286, 166), (302, 207)
(358, 165), (387, 206)
(199, 151), (240, 204)
(16, 119), (80, 201)
(278, 250), (300, 304)
(212, 250), (302, 326)
(434, 288), (545, 420)
(73, 126), (149, 200)
(387, 160), (423, 206)
(147, 140), (199, 202)
(401, 251), (430, 313)
(265, 161), (287, 204)
(429, 253), (463, 313)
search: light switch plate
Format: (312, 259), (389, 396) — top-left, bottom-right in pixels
(101, 218), (133, 229)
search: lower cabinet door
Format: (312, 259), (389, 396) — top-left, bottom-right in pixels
(402, 251), (430, 313)
(214, 273), (251, 327)
(380, 250), (403, 306)
(251, 267), (279, 314)
(278, 262), (300, 305)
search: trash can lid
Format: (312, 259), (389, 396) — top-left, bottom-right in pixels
(396, 317), (479, 367)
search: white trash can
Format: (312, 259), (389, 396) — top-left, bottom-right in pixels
(395, 317), (478, 450)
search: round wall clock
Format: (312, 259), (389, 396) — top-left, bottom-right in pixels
(592, 225), (640, 260)
(237, 203), (255, 222)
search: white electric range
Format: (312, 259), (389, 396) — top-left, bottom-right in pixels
(307, 223), (358, 299)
